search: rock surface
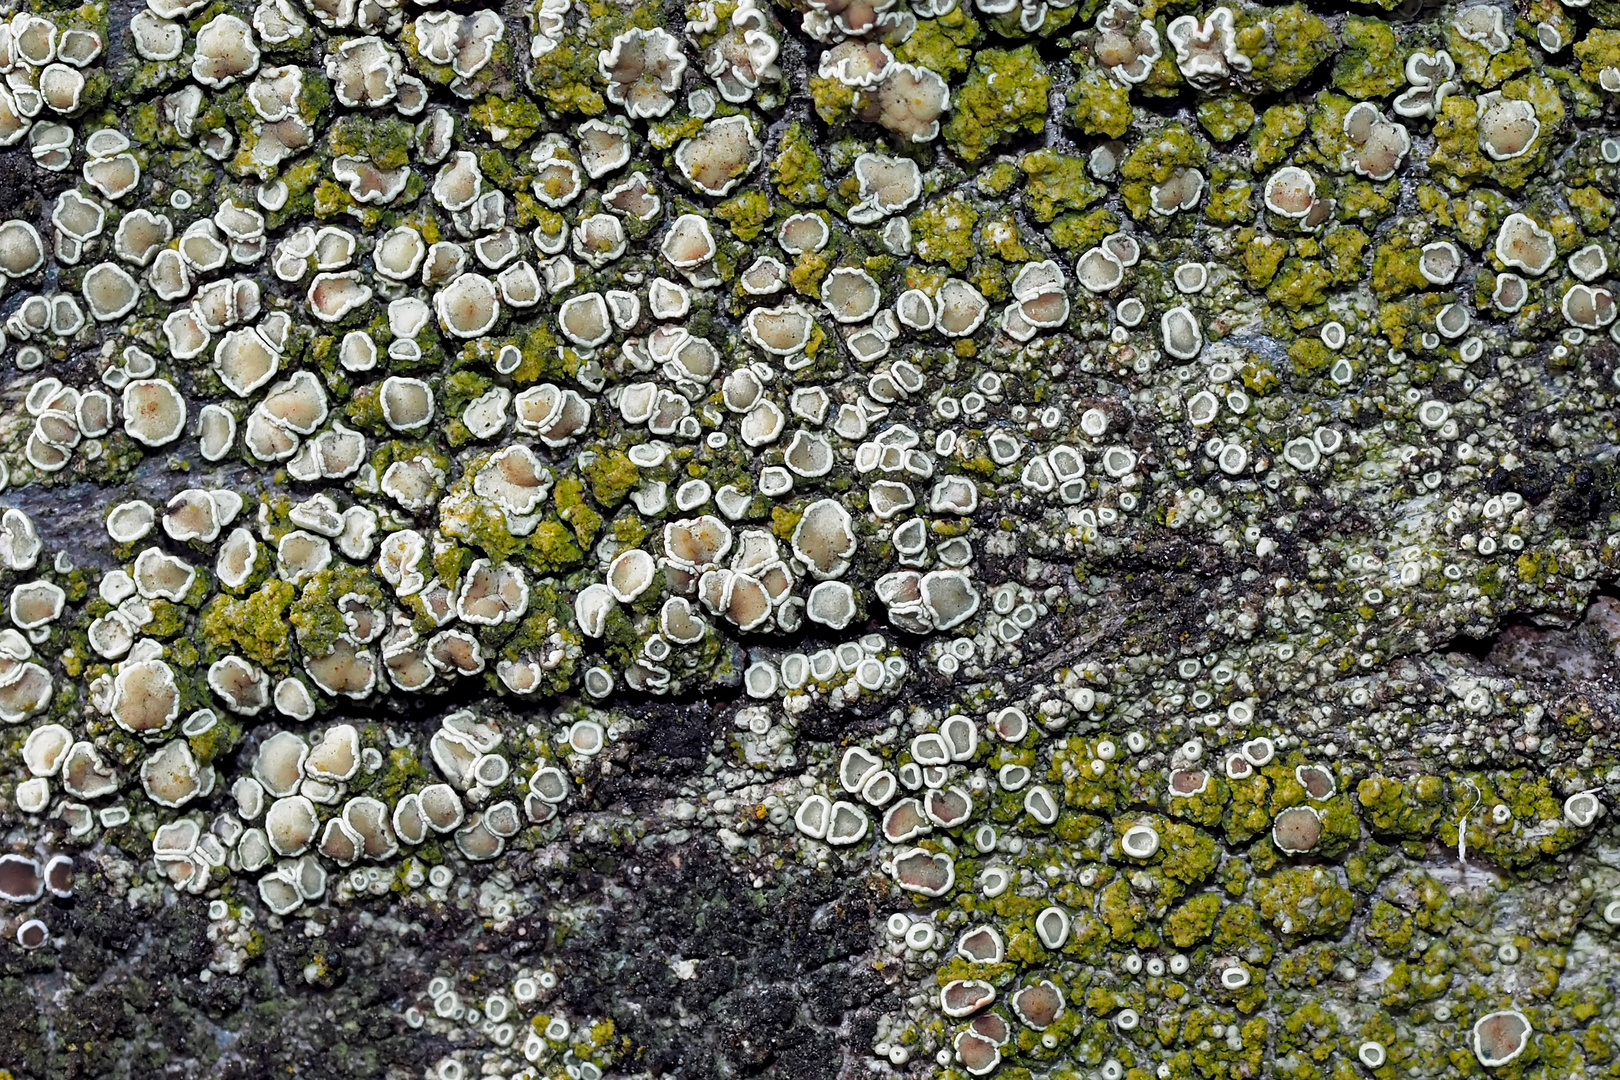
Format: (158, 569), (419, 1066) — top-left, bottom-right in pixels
(2, 0), (1620, 1077)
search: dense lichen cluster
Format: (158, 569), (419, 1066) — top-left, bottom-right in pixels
(6, 0), (1620, 1073)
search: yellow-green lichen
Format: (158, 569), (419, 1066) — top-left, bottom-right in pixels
(944, 46), (1051, 163)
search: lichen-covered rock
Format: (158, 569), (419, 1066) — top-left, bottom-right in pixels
(6, 0), (1620, 1075)
(943, 45), (1050, 162)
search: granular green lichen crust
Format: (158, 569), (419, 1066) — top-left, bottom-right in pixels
(7, 0), (1620, 1076)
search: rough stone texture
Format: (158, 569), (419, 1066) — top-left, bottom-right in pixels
(4, 0), (1620, 1077)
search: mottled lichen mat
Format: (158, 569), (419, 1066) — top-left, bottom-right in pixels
(7, 0), (1620, 1075)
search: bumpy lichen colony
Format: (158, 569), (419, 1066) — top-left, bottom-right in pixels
(8, 0), (1620, 1074)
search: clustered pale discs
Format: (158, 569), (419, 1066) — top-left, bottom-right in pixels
(3, 0), (1620, 1075)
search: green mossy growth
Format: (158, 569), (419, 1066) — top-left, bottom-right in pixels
(975, 161), (1021, 197)
(1288, 338), (1334, 384)
(1067, 67), (1133, 139)
(1213, 901), (1275, 966)
(470, 94), (544, 148)
(1569, 185), (1615, 232)
(1198, 98), (1256, 143)
(1333, 17), (1406, 98)
(1167, 891), (1222, 947)
(554, 476), (603, 548)
(1575, 28), (1620, 85)
(1428, 75), (1564, 192)
(530, 519), (585, 572)
(1223, 775), (1274, 842)
(715, 190), (772, 240)
(1445, 23), (1532, 88)
(789, 250), (832, 296)
(1322, 226), (1370, 283)
(911, 193), (980, 270)
(1235, 228), (1289, 288)
(1370, 236), (1431, 299)
(526, 24), (609, 115)
(944, 47), (1051, 163)
(1020, 149), (1104, 222)
(894, 8), (980, 78)
(289, 565), (385, 657)
(510, 323), (576, 385)
(1099, 877), (1155, 947)
(1205, 176), (1255, 224)
(1048, 208), (1121, 252)
(1267, 258), (1333, 310)
(770, 122), (827, 204)
(188, 715), (242, 768)
(1252, 103), (1309, 172)
(443, 369), (492, 418)
(807, 75), (856, 126)
(200, 579), (295, 671)
(1255, 866), (1356, 939)
(1366, 899), (1416, 955)
(327, 114), (415, 169)
(583, 449), (639, 507)
(1238, 4), (1336, 93)
(978, 211), (1031, 262)
(1120, 123), (1209, 219)
(1159, 821), (1222, 885)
